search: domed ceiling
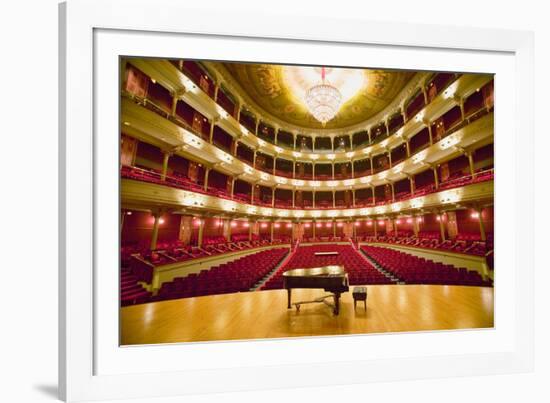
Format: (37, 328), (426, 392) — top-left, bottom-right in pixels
(220, 62), (415, 131)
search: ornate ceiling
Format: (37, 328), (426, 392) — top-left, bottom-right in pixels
(219, 62), (415, 131)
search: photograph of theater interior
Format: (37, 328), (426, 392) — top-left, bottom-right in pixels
(120, 58), (494, 345)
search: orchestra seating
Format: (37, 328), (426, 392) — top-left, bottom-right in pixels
(360, 245), (492, 286)
(261, 244), (393, 290)
(154, 248), (289, 301)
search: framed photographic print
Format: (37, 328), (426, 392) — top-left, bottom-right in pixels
(59, 0), (534, 401)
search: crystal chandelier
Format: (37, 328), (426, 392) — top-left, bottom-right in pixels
(305, 67), (342, 126)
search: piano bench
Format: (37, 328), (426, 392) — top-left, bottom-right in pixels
(352, 287), (367, 310)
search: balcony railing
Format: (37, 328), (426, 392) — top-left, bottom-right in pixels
(121, 165), (494, 211)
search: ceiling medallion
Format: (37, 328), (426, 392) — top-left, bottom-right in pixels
(304, 67), (342, 126)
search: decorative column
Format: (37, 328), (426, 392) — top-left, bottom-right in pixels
(222, 218), (231, 241)
(248, 221), (253, 241)
(373, 219), (378, 237)
(409, 175), (416, 195)
(477, 208), (487, 241)
(171, 93), (178, 116)
(313, 191), (316, 208)
(352, 189), (356, 207)
(312, 163), (316, 180)
(230, 177), (235, 198)
(332, 191), (336, 208)
(351, 160), (355, 178)
(271, 188), (276, 208)
(390, 182), (395, 202)
(209, 117), (216, 144)
(367, 130), (372, 144)
(458, 97), (465, 121)
(161, 151), (171, 181)
(293, 133), (297, 149)
(331, 137), (335, 152)
(405, 140), (411, 157)
(203, 167), (210, 191)
(273, 156), (277, 175)
(372, 186), (376, 205)
(255, 118), (260, 137)
(236, 103), (242, 122)
(150, 211), (161, 250)
(293, 161), (296, 179)
(433, 166), (439, 189)
(467, 152), (475, 177)
(233, 141), (239, 156)
(438, 213), (446, 241)
(197, 218), (204, 247)
(332, 163), (335, 179)
(369, 157), (374, 175)
(412, 215), (419, 237)
(349, 134), (353, 149)
(427, 123), (433, 145)
(274, 127), (279, 145)
(270, 221), (274, 242)
(253, 150), (257, 168)
(388, 150), (392, 168)
(292, 189), (296, 208)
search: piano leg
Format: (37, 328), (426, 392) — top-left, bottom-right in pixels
(287, 289), (291, 309)
(333, 293), (341, 315)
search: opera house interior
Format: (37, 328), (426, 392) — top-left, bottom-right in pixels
(119, 58), (494, 344)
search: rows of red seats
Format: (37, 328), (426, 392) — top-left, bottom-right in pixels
(361, 245), (492, 286)
(261, 244), (392, 290)
(361, 232), (493, 257)
(154, 248), (289, 300)
(123, 237), (286, 284)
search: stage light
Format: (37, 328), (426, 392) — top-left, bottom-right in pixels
(337, 222), (343, 227)
(406, 218), (413, 224)
(286, 223), (292, 228)
(378, 221), (385, 226)
(471, 212), (480, 219)
(230, 221), (237, 228)
(274, 223), (281, 228)
(261, 223), (268, 228)
(243, 222), (250, 228)
(159, 218), (165, 224)
(355, 222), (361, 227)
(126, 211), (132, 215)
(367, 221), (372, 226)
(316, 223), (322, 228)
(326, 223), (332, 228)
(304, 223), (311, 228)
(396, 219), (402, 224)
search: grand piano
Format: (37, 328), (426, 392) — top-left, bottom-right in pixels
(282, 265), (349, 315)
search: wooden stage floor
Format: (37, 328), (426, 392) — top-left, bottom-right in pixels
(120, 285), (494, 345)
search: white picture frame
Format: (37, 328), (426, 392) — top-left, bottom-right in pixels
(59, 0), (534, 401)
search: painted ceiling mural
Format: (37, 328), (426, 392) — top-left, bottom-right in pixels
(220, 62), (415, 131)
